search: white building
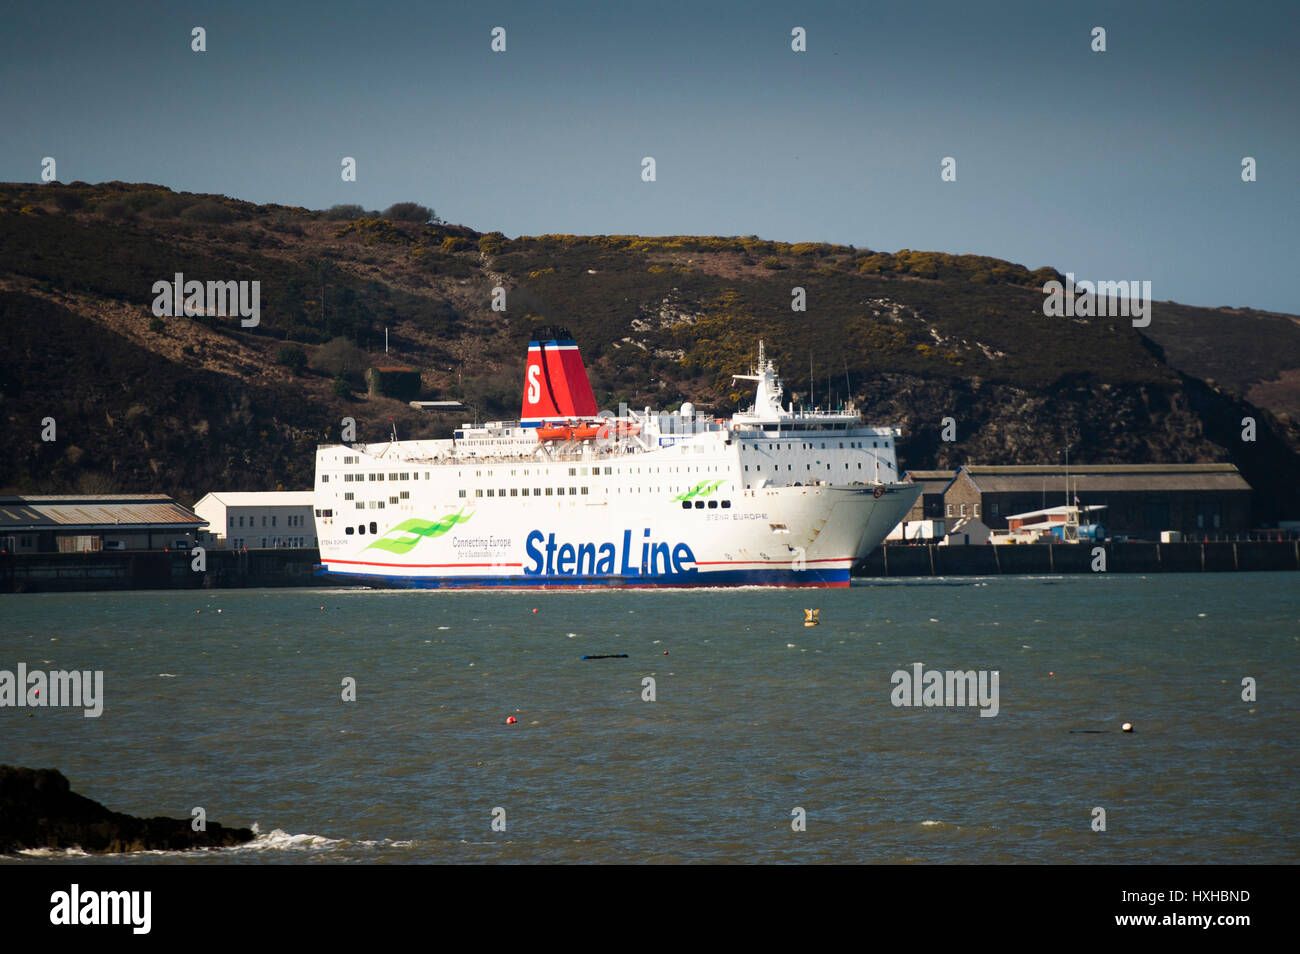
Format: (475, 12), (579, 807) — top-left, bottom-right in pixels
(939, 516), (991, 546)
(193, 491), (317, 549)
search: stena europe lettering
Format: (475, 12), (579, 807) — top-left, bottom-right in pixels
(524, 528), (697, 577)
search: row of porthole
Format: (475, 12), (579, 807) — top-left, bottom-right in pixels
(681, 500), (732, 510)
(345, 523), (379, 536)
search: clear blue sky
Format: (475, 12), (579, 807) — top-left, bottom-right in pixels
(2, 0), (1297, 312)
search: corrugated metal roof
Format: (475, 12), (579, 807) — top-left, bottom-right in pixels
(966, 464), (1240, 475)
(904, 470), (957, 493)
(0, 504), (54, 527)
(0, 496), (206, 530)
(960, 464), (1251, 493)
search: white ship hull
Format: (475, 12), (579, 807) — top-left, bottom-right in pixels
(312, 334), (920, 589)
(315, 477), (919, 589)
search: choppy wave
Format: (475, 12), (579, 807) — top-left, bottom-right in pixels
(2, 825), (414, 860)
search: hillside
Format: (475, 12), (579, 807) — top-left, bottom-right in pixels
(2, 181), (1298, 520)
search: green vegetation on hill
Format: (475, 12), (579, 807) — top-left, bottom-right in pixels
(1, 180), (1298, 520)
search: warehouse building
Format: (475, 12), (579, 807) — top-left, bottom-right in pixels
(900, 470), (956, 523)
(938, 464), (1253, 539)
(0, 495), (206, 553)
(192, 491), (316, 549)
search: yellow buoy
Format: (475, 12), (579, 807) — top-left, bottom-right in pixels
(804, 608), (820, 627)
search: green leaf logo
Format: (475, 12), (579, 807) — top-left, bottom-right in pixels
(363, 509), (473, 555)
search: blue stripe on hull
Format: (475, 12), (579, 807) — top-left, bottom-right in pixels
(314, 566), (849, 589)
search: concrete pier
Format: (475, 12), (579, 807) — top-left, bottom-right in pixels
(856, 541), (1300, 577)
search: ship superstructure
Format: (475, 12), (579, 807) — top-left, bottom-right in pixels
(312, 331), (920, 587)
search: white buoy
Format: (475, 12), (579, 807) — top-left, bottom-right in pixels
(1121, 722), (1133, 732)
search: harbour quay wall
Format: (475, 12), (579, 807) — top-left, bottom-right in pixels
(0, 548), (329, 594)
(856, 541), (1300, 577)
(3, 542), (1297, 592)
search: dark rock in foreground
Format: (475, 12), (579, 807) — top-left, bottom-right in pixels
(0, 765), (255, 854)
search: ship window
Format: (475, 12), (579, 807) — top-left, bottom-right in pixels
(694, 501), (705, 509)
(708, 500), (718, 509)
(858, 463), (862, 469)
(358, 525), (366, 535)
(681, 501), (691, 510)
(346, 527), (354, 535)
(487, 489), (494, 497)
(314, 509), (321, 517)
(535, 488), (542, 496)
(322, 475), (329, 483)
(569, 467), (577, 476)
(389, 473), (398, 480)
(604, 467), (612, 474)
(476, 489), (483, 497)
(458, 490), (466, 498)
(510, 489), (518, 496)
(356, 502), (364, 509)
(570, 487), (577, 495)
(873, 442), (878, 448)
(721, 500), (731, 509)
(400, 491), (410, 500)
(581, 487), (589, 495)
(555, 488), (563, 496)
(370, 522), (377, 534)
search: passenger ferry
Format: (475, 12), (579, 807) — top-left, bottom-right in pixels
(312, 329), (921, 587)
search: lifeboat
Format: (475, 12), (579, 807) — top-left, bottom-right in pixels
(537, 423), (574, 441)
(537, 419), (642, 441)
(535, 421), (642, 441)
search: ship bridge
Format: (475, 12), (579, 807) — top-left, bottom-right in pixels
(727, 341), (903, 488)
(729, 340), (866, 432)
